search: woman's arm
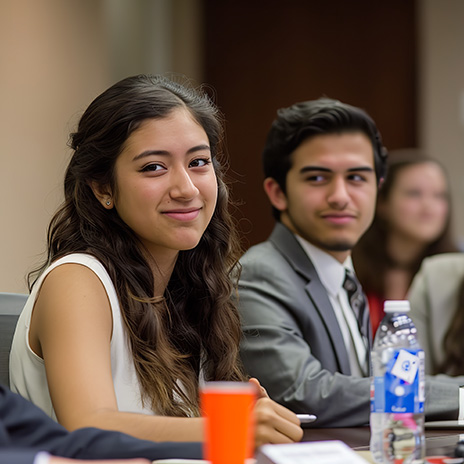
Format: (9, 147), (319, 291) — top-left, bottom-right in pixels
(30, 263), (302, 445)
(50, 458), (149, 464)
(30, 263), (203, 442)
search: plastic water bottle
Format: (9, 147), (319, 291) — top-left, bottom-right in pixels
(370, 300), (425, 464)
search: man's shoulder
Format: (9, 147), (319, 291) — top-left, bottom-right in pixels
(240, 223), (306, 266)
(239, 240), (286, 281)
(240, 237), (304, 274)
(241, 239), (279, 261)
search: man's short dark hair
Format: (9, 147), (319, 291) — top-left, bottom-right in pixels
(262, 98), (388, 220)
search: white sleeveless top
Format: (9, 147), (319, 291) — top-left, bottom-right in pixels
(9, 253), (154, 420)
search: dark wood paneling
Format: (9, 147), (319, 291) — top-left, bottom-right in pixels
(204, 0), (417, 246)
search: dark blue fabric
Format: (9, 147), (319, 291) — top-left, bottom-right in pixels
(0, 449), (41, 464)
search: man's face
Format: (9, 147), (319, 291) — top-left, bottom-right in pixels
(265, 132), (378, 263)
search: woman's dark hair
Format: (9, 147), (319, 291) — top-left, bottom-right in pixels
(262, 98), (388, 220)
(353, 149), (457, 299)
(29, 74), (246, 416)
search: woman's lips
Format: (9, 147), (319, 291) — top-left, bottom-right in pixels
(162, 208), (201, 221)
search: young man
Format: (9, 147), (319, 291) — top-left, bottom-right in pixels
(0, 385), (202, 464)
(238, 98), (462, 427)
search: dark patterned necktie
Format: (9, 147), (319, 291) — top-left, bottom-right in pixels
(343, 270), (367, 337)
(343, 269), (371, 375)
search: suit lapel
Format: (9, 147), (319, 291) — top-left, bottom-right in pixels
(269, 223), (352, 374)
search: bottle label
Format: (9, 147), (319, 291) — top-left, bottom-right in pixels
(391, 349), (419, 384)
(371, 348), (425, 414)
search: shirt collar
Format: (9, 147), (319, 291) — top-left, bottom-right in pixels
(294, 235), (353, 298)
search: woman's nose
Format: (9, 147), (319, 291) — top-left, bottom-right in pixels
(170, 168), (199, 200)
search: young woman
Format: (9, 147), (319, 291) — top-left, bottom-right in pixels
(10, 75), (303, 446)
(352, 150), (457, 333)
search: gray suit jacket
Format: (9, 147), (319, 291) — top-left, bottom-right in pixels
(238, 223), (461, 426)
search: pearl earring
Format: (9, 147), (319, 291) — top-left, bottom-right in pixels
(106, 200), (111, 206)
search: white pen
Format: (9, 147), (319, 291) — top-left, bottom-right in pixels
(296, 414), (317, 424)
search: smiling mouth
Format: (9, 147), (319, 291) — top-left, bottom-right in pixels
(162, 208), (202, 221)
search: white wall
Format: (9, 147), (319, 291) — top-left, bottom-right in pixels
(418, 0), (464, 243)
(0, 0), (203, 293)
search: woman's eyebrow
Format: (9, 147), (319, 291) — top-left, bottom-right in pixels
(132, 144), (211, 162)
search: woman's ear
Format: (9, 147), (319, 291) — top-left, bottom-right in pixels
(263, 177), (287, 212)
(89, 181), (114, 209)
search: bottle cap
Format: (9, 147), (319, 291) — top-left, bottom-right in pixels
(384, 300), (410, 313)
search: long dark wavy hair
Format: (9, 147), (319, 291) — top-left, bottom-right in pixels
(353, 149), (457, 299)
(29, 74), (246, 416)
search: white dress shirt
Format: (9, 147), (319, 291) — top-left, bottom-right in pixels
(295, 236), (369, 377)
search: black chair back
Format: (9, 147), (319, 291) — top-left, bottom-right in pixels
(0, 293), (28, 387)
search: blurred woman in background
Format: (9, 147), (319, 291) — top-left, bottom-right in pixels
(353, 149), (457, 333)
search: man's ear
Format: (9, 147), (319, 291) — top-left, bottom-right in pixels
(89, 181), (114, 209)
(263, 177), (287, 212)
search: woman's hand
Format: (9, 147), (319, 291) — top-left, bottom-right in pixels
(249, 378), (303, 447)
(49, 458), (150, 464)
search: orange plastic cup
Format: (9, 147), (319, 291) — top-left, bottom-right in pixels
(201, 382), (256, 464)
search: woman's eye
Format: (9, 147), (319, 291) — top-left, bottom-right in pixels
(404, 189), (421, 197)
(141, 163), (165, 172)
(435, 192), (448, 201)
(190, 158), (211, 168)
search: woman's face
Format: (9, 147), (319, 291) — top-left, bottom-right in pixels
(380, 162), (449, 244)
(108, 108), (218, 262)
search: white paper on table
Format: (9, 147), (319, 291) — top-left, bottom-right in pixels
(153, 459), (255, 464)
(257, 440), (370, 464)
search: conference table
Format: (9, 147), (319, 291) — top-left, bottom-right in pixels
(301, 425), (464, 461)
